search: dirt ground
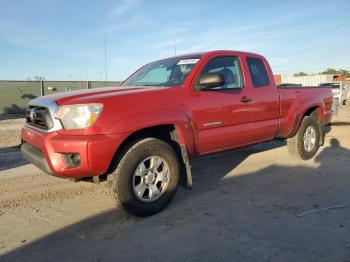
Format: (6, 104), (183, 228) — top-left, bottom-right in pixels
(0, 107), (349, 262)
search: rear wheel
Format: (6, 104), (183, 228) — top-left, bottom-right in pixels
(113, 138), (180, 217)
(287, 116), (320, 160)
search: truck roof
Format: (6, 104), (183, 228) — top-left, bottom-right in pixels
(163, 50), (263, 60)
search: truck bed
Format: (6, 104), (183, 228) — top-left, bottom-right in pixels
(277, 86), (333, 138)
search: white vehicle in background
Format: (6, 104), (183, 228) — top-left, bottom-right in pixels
(320, 82), (349, 114)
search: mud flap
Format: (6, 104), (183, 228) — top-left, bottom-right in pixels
(93, 175), (100, 184)
(180, 144), (192, 189)
(318, 120), (325, 146)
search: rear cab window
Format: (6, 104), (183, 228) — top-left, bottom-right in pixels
(197, 56), (244, 90)
(246, 57), (270, 87)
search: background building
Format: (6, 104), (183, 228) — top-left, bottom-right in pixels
(273, 74), (347, 86)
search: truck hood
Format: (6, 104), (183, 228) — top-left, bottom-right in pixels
(30, 86), (170, 106)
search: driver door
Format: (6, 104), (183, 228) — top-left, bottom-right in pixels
(190, 55), (254, 155)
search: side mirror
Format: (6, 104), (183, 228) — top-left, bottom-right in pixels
(198, 73), (225, 89)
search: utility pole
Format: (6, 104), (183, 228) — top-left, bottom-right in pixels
(104, 32), (108, 86)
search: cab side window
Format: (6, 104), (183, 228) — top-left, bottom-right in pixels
(199, 56), (243, 89)
(246, 57), (270, 87)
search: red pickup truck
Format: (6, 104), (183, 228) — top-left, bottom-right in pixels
(21, 50), (333, 216)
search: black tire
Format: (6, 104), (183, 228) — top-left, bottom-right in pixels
(287, 116), (320, 160)
(113, 138), (180, 217)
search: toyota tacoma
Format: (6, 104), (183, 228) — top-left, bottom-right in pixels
(21, 50), (333, 216)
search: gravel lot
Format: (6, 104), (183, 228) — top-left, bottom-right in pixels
(0, 107), (349, 262)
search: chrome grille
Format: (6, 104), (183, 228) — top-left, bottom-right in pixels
(26, 106), (54, 130)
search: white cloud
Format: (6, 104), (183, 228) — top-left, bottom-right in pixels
(108, 0), (139, 20)
(105, 13), (152, 33)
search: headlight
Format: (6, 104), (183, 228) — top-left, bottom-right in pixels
(55, 104), (103, 130)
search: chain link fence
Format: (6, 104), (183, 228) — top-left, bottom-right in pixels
(0, 80), (121, 116)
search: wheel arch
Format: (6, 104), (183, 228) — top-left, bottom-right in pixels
(289, 105), (325, 145)
(106, 123), (193, 189)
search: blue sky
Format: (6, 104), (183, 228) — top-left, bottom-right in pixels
(0, 0), (349, 80)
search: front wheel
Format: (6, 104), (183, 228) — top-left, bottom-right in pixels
(287, 116), (320, 160)
(113, 138), (180, 217)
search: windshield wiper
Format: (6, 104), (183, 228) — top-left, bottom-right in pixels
(137, 84), (167, 87)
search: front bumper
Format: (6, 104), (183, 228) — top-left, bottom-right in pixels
(21, 142), (53, 175)
(21, 126), (127, 178)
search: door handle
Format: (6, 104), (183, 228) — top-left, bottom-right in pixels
(240, 96), (252, 103)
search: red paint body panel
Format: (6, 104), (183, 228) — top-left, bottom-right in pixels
(21, 126), (128, 178)
(277, 87), (333, 138)
(21, 50), (333, 178)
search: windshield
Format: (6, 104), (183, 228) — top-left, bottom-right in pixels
(320, 83), (340, 89)
(122, 56), (201, 87)
(331, 84), (340, 89)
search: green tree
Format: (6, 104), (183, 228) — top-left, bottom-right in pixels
(321, 68), (339, 75)
(34, 76), (45, 80)
(338, 69), (350, 78)
(321, 68), (350, 77)
(294, 72), (308, 77)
